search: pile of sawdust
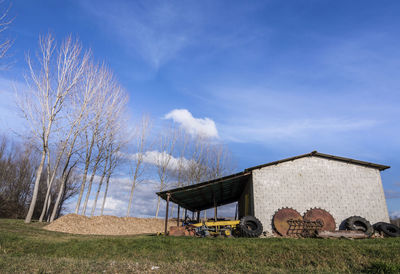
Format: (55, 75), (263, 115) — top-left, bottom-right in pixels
(44, 214), (170, 235)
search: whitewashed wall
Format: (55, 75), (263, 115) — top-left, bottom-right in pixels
(251, 156), (390, 233)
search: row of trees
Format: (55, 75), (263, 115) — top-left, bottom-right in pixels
(0, 136), (77, 219)
(127, 119), (234, 218)
(17, 34), (128, 223)
(0, 6), (234, 221)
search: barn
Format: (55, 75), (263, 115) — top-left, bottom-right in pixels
(157, 151), (390, 233)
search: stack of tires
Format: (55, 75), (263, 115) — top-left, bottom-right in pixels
(373, 222), (400, 237)
(344, 216), (400, 237)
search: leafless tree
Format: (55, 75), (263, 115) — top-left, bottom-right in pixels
(126, 115), (151, 217)
(75, 65), (128, 215)
(205, 143), (234, 180)
(154, 127), (177, 218)
(17, 34), (89, 223)
(185, 135), (209, 186)
(0, 1), (13, 61)
(0, 136), (36, 218)
(100, 138), (124, 216)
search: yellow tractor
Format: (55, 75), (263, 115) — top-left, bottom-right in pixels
(186, 216), (263, 238)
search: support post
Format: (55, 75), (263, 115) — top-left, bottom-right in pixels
(192, 211), (194, 219)
(164, 193), (170, 236)
(235, 202), (238, 220)
(177, 205), (180, 226)
(196, 210), (200, 223)
(214, 197), (217, 221)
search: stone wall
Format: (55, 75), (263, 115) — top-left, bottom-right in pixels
(251, 156), (390, 233)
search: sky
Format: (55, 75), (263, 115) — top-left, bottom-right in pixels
(1, 0), (400, 218)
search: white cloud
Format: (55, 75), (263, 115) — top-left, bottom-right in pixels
(121, 150), (192, 171)
(165, 109), (218, 138)
(390, 211), (400, 219)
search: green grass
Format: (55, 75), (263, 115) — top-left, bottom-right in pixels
(1, 219), (400, 273)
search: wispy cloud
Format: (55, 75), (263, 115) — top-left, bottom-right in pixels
(0, 77), (27, 133)
(78, 1), (266, 70)
(80, 1), (202, 69)
(165, 109), (218, 138)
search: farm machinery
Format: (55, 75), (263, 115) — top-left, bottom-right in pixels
(169, 215), (263, 238)
(167, 207), (400, 238)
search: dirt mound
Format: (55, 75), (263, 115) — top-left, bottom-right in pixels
(44, 214), (168, 235)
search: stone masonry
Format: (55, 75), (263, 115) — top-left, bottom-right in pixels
(251, 156), (390, 233)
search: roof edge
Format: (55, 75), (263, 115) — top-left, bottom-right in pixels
(245, 151), (390, 172)
(156, 170), (251, 196)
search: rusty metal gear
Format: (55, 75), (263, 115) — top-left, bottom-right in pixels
(273, 207), (302, 236)
(303, 208), (336, 232)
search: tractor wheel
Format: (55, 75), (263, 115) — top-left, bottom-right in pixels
(237, 216), (263, 237)
(345, 216), (373, 237)
(379, 223), (400, 237)
(373, 222), (386, 232)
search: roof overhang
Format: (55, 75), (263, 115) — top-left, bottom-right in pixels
(157, 171), (251, 211)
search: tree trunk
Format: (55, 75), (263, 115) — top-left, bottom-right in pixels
(50, 173), (66, 222)
(25, 148), (47, 223)
(126, 183), (135, 217)
(39, 154), (52, 222)
(155, 195), (161, 218)
(82, 152), (102, 215)
(50, 164), (74, 222)
(74, 158), (90, 214)
(90, 157), (108, 217)
(100, 171), (112, 216)
(46, 194), (52, 222)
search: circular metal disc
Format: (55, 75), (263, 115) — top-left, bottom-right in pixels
(273, 208), (302, 236)
(303, 208), (336, 232)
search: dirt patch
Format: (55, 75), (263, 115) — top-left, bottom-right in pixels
(44, 214), (170, 235)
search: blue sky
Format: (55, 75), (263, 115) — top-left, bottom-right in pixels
(1, 0), (399, 218)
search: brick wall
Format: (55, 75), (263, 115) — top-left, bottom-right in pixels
(251, 156), (390, 233)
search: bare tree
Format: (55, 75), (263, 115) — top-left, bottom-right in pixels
(18, 34), (89, 223)
(205, 143), (234, 180)
(100, 139), (123, 216)
(38, 61), (101, 221)
(126, 115), (151, 217)
(90, 144), (110, 217)
(0, 136), (36, 218)
(75, 65), (128, 215)
(0, 1), (13, 61)
(154, 127), (177, 218)
(185, 135), (209, 186)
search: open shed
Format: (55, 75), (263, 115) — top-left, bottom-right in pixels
(157, 151), (390, 234)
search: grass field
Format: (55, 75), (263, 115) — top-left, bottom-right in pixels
(1, 219), (400, 273)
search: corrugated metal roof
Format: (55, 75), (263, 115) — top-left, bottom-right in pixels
(157, 151), (389, 211)
(157, 171), (251, 211)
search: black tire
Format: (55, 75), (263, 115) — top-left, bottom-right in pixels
(345, 216), (373, 237)
(237, 216), (263, 238)
(373, 222), (386, 232)
(379, 223), (400, 237)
